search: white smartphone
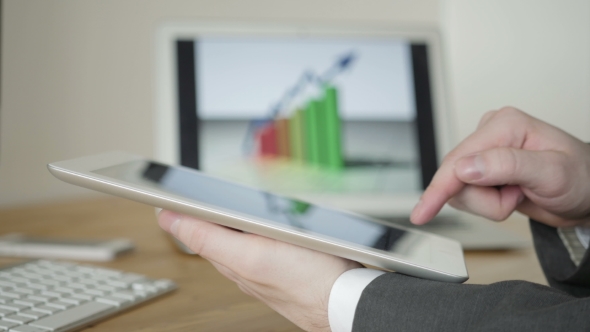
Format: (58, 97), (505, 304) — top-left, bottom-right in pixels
(48, 151), (469, 283)
(0, 233), (134, 261)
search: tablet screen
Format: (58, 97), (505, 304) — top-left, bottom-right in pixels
(94, 160), (430, 255)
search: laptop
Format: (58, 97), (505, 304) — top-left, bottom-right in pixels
(154, 21), (527, 250)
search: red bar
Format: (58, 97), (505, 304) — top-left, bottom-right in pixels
(257, 123), (279, 157)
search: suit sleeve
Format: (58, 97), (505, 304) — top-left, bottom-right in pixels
(351, 220), (590, 332)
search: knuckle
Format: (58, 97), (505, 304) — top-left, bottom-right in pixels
(493, 147), (519, 183)
(496, 107), (531, 125)
(546, 153), (571, 196)
(478, 110), (498, 127)
(483, 110), (497, 118)
(497, 106), (521, 116)
(442, 150), (461, 164)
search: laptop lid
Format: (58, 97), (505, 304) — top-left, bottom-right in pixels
(154, 21), (455, 217)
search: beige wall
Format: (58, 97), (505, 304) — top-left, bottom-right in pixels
(1, 1), (589, 208)
(442, 0), (590, 142)
(0, 0), (439, 207)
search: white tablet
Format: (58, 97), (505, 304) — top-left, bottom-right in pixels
(48, 151), (468, 283)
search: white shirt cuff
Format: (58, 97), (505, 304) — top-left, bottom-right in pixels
(575, 226), (590, 249)
(328, 268), (386, 332)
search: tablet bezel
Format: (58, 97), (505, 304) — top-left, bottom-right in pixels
(48, 151), (468, 283)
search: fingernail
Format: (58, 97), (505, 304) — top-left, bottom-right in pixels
(456, 154), (485, 181)
(170, 218), (181, 237)
(158, 211), (181, 235)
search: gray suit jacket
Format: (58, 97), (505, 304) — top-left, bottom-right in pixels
(352, 221), (590, 331)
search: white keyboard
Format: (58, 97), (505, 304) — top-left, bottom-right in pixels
(0, 260), (176, 332)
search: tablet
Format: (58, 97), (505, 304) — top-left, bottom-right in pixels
(48, 151), (468, 283)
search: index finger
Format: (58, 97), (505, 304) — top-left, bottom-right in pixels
(410, 109), (529, 224)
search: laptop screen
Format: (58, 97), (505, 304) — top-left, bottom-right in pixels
(175, 36), (437, 196)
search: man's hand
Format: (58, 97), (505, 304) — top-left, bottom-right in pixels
(411, 107), (590, 227)
(158, 210), (362, 332)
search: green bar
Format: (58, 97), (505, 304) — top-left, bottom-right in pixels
(290, 200), (311, 215)
(297, 109), (307, 160)
(316, 97), (330, 167)
(288, 109), (305, 161)
(323, 86), (343, 170)
(304, 100), (321, 165)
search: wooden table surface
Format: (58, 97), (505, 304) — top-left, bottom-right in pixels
(0, 197), (547, 331)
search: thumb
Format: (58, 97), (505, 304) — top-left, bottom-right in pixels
(454, 147), (567, 190)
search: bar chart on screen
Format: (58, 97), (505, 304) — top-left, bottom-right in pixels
(197, 38), (422, 196)
(247, 51), (355, 172)
(255, 85), (343, 171)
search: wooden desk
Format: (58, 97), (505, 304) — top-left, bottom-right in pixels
(0, 198), (546, 331)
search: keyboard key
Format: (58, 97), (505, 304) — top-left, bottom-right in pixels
(12, 300), (42, 308)
(52, 287), (77, 295)
(39, 291), (65, 299)
(0, 293), (22, 300)
(86, 274), (110, 281)
(8, 279), (29, 286)
(56, 270), (82, 278)
(95, 296), (129, 307)
(60, 297), (87, 306)
(17, 310), (47, 319)
(132, 284), (157, 295)
(24, 285), (48, 292)
(154, 279), (175, 291)
(0, 281), (16, 289)
(25, 296), (54, 304)
(52, 275), (74, 283)
(0, 303), (30, 312)
(93, 268), (122, 278)
(77, 280), (98, 287)
(72, 266), (94, 274)
(0, 296), (13, 304)
(66, 283), (86, 291)
(0, 319), (19, 330)
(83, 289), (108, 297)
(46, 301), (74, 310)
(70, 294), (92, 301)
(110, 291), (138, 301)
(132, 291), (148, 299)
(15, 272), (42, 281)
(95, 285), (115, 293)
(36, 281), (61, 288)
(11, 290), (35, 297)
(31, 306), (61, 315)
(8, 325), (48, 332)
(104, 280), (127, 289)
(30, 302), (114, 331)
(0, 309), (16, 317)
(3, 314), (33, 324)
